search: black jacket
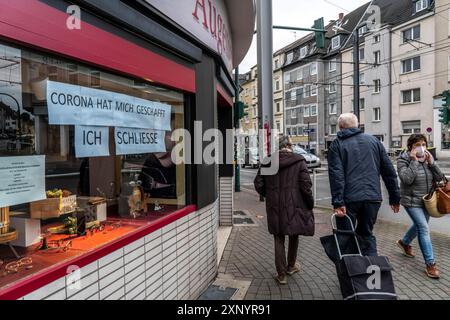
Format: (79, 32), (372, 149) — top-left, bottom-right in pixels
(254, 151), (314, 236)
(327, 128), (400, 208)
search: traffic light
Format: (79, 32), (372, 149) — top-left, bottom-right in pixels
(234, 101), (248, 125)
(313, 18), (325, 49)
(439, 90), (450, 124)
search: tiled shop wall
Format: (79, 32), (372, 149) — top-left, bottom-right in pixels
(219, 177), (233, 226)
(21, 200), (219, 300)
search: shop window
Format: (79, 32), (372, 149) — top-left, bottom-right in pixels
(0, 42), (188, 272)
(68, 64), (78, 83)
(90, 70), (101, 88)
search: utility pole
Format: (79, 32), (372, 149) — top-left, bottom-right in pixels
(256, 0), (273, 201)
(353, 29), (360, 121)
(257, 0), (274, 147)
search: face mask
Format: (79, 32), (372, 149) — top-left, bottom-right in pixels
(415, 146), (426, 162)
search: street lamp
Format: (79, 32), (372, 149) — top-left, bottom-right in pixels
(332, 25), (360, 121)
(0, 93), (22, 151)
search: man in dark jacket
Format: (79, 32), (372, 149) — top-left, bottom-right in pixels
(327, 113), (400, 256)
(254, 136), (314, 285)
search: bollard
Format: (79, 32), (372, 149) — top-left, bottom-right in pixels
(313, 169), (317, 207)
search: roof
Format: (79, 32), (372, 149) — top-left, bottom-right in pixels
(342, 0), (435, 49)
(248, 0), (435, 69)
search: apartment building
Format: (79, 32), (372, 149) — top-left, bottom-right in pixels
(433, 0), (450, 158)
(239, 66), (258, 134)
(282, 32), (321, 153)
(239, 53), (286, 136)
(282, 5), (369, 155)
(391, 0), (436, 150)
(273, 51), (285, 135)
(343, 0), (436, 151)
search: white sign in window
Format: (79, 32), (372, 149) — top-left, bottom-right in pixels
(75, 126), (110, 158)
(0, 156), (46, 207)
(115, 127), (166, 155)
(47, 81), (172, 131)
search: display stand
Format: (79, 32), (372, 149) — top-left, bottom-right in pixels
(0, 207), (20, 259)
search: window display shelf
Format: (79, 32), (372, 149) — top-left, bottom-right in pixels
(0, 204), (195, 300)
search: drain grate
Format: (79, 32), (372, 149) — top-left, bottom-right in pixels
(233, 217), (255, 225)
(198, 285), (238, 300)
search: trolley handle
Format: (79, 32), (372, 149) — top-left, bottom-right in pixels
(331, 214), (362, 259)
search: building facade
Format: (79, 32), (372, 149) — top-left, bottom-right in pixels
(433, 0), (450, 158)
(0, 0), (254, 300)
(391, 3), (436, 150)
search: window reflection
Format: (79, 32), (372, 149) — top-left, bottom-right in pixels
(0, 42), (186, 217)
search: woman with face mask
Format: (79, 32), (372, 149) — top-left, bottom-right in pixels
(396, 134), (444, 279)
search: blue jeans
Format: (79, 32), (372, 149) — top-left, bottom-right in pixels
(402, 207), (435, 265)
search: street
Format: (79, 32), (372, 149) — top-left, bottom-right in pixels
(239, 166), (450, 235)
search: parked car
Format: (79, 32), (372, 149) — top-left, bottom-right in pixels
(293, 146), (321, 169)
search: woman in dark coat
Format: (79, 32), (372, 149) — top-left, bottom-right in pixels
(254, 135), (314, 285)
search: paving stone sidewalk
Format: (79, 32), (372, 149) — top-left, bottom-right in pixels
(218, 188), (450, 300)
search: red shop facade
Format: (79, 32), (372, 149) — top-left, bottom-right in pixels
(0, 0), (254, 300)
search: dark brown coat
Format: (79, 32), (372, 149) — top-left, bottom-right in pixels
(254, 151), (315, 236)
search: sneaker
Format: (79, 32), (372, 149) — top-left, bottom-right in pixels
(287, 263), (301, 276)
(275, 274), (287, 285)
(397, 240), (415, 258)
(426, 263), (440, 279)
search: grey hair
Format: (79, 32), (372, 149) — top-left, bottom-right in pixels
(278, 135), (292, 150)
(338, 113), (359, 129)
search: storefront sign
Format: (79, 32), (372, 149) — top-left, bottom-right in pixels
(75, 126), (110, 158)
(145, 0), (233, 71)
(0, 156), (46, 207)
(115, 127), (166, 155)
(47, 81), (172, 131)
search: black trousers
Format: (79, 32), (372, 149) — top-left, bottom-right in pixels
(337, 201), (381, 256)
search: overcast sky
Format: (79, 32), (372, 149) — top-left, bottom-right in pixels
(239, 0), (370, 72)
